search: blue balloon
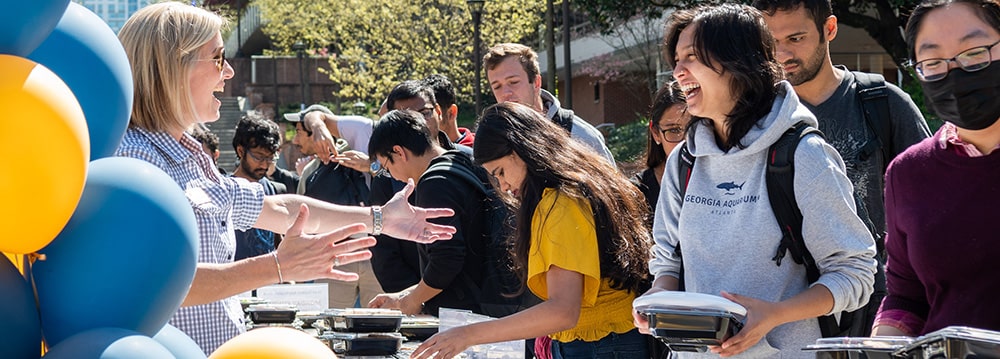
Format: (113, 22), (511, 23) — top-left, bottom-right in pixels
(42, 327), (174, 359)
(153, 324), (208, 359)
(34, 157), (198, 347)
(28, 3), (133, 159)
(0, 0), (69, 56)
(0, 258), (41, 359)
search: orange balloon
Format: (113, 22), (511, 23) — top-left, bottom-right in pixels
(0, 55), (88, 254)
(209, 327), (336, 359)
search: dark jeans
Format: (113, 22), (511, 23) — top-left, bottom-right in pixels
(551, 329), (649, 359)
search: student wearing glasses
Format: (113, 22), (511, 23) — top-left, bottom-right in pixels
(115, 2), (456, 354)
(872, 0), (1000, 336)
(631, 81), (690, 215)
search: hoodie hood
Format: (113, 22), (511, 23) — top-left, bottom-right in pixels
(686, 81), (818, 159)
(540, 89), (562, 119)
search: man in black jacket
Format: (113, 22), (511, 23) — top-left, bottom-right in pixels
(367, 109), (489, 316)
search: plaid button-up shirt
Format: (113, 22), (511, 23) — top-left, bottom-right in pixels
(116, 127), (264, 354)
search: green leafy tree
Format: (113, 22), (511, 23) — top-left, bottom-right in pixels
(255, 0), (545, 109)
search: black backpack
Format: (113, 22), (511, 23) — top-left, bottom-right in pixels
(852, 71), (893, 171)
(303, 162), (370, 207)
(424, 161), (541, 318)
(677, 122), (872, 338)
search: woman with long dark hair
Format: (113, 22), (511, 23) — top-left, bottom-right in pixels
(411, 102), (652, 359)
(633, 4), (876, 357)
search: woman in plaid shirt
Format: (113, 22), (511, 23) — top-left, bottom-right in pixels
(116, 2), (456, 353)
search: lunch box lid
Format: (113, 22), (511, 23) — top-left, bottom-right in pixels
(633, 291), (747, 317)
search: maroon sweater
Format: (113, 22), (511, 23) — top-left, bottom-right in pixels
(881, 130), (1000, 334)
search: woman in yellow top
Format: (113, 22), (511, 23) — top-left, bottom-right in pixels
(411, 102), (653, 359)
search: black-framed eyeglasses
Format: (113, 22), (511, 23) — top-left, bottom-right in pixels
(654, 123), (686, 143)
(196, 51), (227, 72)
(245, 150), (278, 164)
(912, 39), (1000, 82)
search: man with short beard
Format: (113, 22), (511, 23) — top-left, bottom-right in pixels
(754, 0), (931, 336)
(231, 112), (285, 260)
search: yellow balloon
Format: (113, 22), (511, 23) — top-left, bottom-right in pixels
(209, 327), (337, 359)
(2, 252), (24, 275)
(0, 55), (88, 254)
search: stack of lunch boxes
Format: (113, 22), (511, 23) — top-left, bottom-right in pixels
(319, 308), (406, 356)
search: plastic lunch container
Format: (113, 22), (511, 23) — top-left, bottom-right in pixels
(633, 291), (748, 353)
(803, 337), (913, 359)
(894, 326), (1000, 359)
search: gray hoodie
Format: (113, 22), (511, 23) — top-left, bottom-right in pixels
(649, 82), (876, 358)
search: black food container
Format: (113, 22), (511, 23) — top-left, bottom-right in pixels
(804, 337), (913, 359)
(894, 326), (1000, 359)
(325, 308), (404, 333)
(239, 297), (268, 312)
(642, 307), (744, 352)
(634, 291), (748, 353)
(246, 304), (298, 324)
(399, 315), (439, 340)
(322, 332), (404, 356)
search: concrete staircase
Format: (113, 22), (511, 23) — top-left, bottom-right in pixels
(204, 96), (245, 173)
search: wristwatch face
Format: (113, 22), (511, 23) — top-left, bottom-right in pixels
(369, 160), (382, 175)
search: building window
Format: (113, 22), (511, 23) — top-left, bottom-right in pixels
(593, 83), (600, 103)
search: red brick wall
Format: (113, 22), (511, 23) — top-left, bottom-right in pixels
(558, 75), (654, 126)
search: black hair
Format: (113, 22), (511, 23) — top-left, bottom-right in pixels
(368, 109), (436, 163)
(905, 0), (1000, 61)
(752, 0), (833, 42)
(422, 74), (456, 109)
(664, 4), (783, 151)
(645, 81), (687, 169)
(190, 125), (220, 152)
(473, 102), (652, 295)
(232, 111), (281, 156)
(386, 80), (437, 110)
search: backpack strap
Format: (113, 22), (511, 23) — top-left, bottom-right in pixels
(673, 143), (696, 291)
(853, 71), (892, 170)
(765, 122), (822, 275)
(765, 121), (843, 337)
(677, 142), (696, 196)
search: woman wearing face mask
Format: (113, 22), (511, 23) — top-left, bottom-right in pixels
(632, 5), (876, 357)
(631, 81), (690, 215)
(871, 0), (1000, 337)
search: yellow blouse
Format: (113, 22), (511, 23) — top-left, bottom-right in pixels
(527, 188), (636, 342)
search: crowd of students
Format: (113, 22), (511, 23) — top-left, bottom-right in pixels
(114, 0), (1000, 357)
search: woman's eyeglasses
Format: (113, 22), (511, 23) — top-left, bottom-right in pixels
(196, 51), (227, 72)
(653, 121), (686, 143)
(912, 39), (1000, 82)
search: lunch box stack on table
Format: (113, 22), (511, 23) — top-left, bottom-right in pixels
(633, 291), (747, 353)
(804, 326), (1000, 359)
(319, 308), (407, 356)
(245, 303), (299, 328)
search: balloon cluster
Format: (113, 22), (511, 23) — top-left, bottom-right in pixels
(0, 1), (203, 358)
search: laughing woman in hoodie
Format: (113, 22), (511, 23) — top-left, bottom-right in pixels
(632, 4), (876, 358)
